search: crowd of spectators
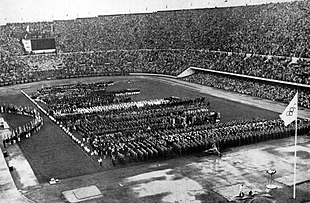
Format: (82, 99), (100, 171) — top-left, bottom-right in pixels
(3, 1), (310, 57)
(0, 24), (24, 56)
(1, 104), (43, 147)
(1, 50), (310, 87)
(205, 52), (310, 84)
(1, 1), (310, 87)
(183, 72), (310, 109)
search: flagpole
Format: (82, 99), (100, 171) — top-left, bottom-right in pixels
(293, 114), (297, 199)
(293, 91), (298, 199)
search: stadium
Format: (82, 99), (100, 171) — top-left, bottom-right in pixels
(1, 0), (310, 202)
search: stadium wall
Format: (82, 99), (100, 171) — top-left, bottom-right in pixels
(129, 72), (177, 79)
(179, 67), (310, 89)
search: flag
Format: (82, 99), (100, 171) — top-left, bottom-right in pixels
(279, 92), (298, 126)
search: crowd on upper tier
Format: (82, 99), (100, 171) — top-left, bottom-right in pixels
(1, 50), (310, 87)
(2, 1), (310, 57)
(183, 72), (310, 109)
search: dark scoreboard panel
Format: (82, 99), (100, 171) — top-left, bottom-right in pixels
(31, 38), (56, 51)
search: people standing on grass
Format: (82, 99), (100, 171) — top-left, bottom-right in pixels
(29, 82), (310, 167)
(0, 104), (43, 147)
(84, 116), (310, 167)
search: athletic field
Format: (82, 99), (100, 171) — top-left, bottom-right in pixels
(1, 75), (310, 203)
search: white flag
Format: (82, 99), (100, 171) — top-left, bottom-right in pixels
(279, 92), (298, 126)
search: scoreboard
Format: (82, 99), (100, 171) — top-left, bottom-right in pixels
(22, 38), (56, 54)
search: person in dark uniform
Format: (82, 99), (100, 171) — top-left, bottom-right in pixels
(3, 137), (6, 148)
(111, 155), (116, 167)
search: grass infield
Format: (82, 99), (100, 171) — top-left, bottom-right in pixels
(1, 113), (33, 130)
(0, 77), (280, 183)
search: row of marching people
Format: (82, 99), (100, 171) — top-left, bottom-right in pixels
(61, 97), (215, 135)
(33, 81), (139, 115)
(0, 103), (40, 118)
(76, 103), (213, 136)
(87, 118), (310, 166)
(1, 104), (43, 148)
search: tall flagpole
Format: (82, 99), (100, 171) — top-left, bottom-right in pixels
(293, 91), (298, 199)
(293, 114), (297, 198)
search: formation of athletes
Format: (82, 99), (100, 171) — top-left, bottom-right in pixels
(1, 104), (43, 148)
(31, 81), (310, 166)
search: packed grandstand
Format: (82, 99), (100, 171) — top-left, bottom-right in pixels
(0, 1), (310, 107)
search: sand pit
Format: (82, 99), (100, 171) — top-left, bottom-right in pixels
(126, 169), (204, 203)
(62, 185), (103, 203)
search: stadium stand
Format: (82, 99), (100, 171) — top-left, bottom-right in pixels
(183, 71), (310, 109)
(1, 1), (310, 87)
(2, 1), (310, 56)
(0, 50), (309, 84)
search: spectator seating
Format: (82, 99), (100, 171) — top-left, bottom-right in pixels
(183, 71), (310, 109)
